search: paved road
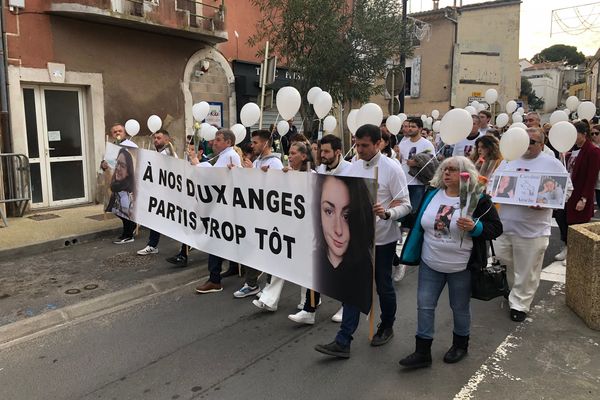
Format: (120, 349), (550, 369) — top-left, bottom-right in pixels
(1, 234), (598, 400)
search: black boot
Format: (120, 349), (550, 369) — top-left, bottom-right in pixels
(399, 336), (432, 369)
(443, 333), (469, 364)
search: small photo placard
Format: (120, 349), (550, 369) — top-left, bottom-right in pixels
(490, 171), (569, 209)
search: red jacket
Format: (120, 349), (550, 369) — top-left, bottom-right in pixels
(565, 140), (600, 224)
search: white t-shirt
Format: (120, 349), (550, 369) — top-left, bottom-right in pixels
(399, 137), (435, 186)
(421, 190), (473, 273)
(493, 153), (568, 238)
(343, 152), (411, 246)
(214, 146), (242, 168)
(253, 154), (283, 170)
(316, 158), (352, 175)
(452, 134), (481, 158)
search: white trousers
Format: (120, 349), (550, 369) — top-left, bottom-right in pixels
(494, 234), (550, 312)
(258, 277), (285, 308)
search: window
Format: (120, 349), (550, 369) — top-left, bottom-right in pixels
(404, 67), (412, 97)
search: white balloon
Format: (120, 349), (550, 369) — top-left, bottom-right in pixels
(276, 86), (301, 120)
(549, 110), (569, 125)
(356, 103), (384, 128)
(240, 102), (261, 127)
(307, 87), (322, 104)
(432, 120), (441, 133)
(565, 96), (580, 112)
(421, 114), (427, 121)
(397, 113), (407, 122)
(199, 122), (212, 140)
(499, 127), (529, 161)
(203, 125), (218, 141)
(147, 114), (162, 134)
(549, 121), (577, 153)
(439, 108), (472, 145)
(465, 106), (477, 115)
(276, 120), (290, 136)
(517, 107), (525, 115)
(231, 124), (246, 145)
(426, 116), (433, 127)
(314, 91), (333, 119)
(496, 113), (509, 128)
(471, 100), (480, 109)
(506, 100), (517, 114)
(192, 101), (210, 122)
(512, 112), (523, 123)
(485, 88), (498, 104)
(510, 122), (528, 129)
(124, 119), (140, 137)
(323, 115), (337, 133)
(431, 109), (440, 119)
(577, 101), (596, 121)
(347, 109), (360, 134)
(386, 115), (402, 135)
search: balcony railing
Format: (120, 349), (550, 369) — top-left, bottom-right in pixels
(48, 0), (227, 43)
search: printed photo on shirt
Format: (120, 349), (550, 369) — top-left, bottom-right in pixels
(463, 145), (473, 157)
(408, 146), (417, 160)
(433, 204), (455, 240)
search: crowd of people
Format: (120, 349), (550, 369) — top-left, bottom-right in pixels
(104, 107), (600, 368)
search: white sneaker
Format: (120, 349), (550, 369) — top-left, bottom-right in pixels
(233, 284), (260, 298)
(252, 299), (277, 312)
(555, 246), (567, 261)
(288, 310), (315, 325)
(137, 245), (158, 255)
(393, 265), (407, 282)
(331, 306), (343, 323)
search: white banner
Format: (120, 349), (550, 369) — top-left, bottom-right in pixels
(104, 143), (377, 313)
(489, 171), (569, 209)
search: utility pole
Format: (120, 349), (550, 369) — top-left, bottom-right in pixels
(399, 0), (408, 113)
(258, 41), (269, 129)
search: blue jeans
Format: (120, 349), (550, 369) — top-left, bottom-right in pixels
(148, 229), (161, 248)
(335, 241), (397, 347)
(417, 261), (471, 340)
(208, 254), (224, 284)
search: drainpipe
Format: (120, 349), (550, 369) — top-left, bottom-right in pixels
(0, 0), (12, 153)
(444, 7), (458, 108)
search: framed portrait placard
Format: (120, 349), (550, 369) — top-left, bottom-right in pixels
(489, 171), (569, 209)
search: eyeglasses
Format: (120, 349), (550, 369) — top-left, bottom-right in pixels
(592, 131), (600, 136)
(529, 139), (540, 145)
(443, 166), (459, 173)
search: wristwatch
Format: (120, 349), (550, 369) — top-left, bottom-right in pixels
(383, 210), (391, 220)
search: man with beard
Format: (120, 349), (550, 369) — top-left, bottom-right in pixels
(316, 134), (351, 175)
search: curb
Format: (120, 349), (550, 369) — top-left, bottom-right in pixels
(0, 227), (121, 259)
(0, 264), (207, 347)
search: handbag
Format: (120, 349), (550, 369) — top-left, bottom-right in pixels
(471, 241), (510, 301)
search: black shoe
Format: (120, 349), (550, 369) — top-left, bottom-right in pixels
(393, 253), (401, 267)
(314, 340), (350, 359)
(166, 254), (188, 267)
(221, 267), (240, 278)
(371, 324), (394, 347)
(443, 333), (469, 364)
(510, 308), (526, 322)
(399, 336), (432, 369)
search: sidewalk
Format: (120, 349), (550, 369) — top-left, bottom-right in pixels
(0, 204), (121, 257)
(0, 204), (217, 346)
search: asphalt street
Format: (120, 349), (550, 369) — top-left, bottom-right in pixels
(0, 229), (599, 400)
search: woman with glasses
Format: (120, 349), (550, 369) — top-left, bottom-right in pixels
(398, 156), (502, 369)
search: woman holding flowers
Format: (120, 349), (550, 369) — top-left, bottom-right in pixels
(398, 156), (502, 369)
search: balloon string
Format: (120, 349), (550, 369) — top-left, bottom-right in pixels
(343, 143), (356, 160)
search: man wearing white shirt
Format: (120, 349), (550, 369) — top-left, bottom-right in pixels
(399, 117), (435, 209)
(233, 129), (283, 300)
(493, 127), (569, 322)
(315, 124), (412, 359)
(110, 123), (139, 245)
(196, 129), (242, 294)
(452, 115), (481, 158)
(478, 110), (492, 136)
(316, 134), (351, 175)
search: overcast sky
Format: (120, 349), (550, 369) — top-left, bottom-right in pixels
(408, 0), (600, 59)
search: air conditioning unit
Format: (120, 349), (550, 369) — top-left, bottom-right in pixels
(9, 0), (25, 9)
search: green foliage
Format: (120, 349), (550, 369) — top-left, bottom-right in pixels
(532, 44), (586, 67)
(248, 0), (413, 128)
(520, 76), (545, 111)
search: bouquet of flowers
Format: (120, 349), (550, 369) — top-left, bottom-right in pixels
(459, 172), (488, 247)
